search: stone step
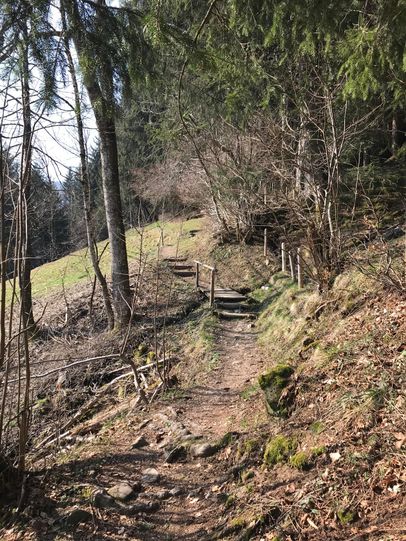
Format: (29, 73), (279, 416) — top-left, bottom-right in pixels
(213, 289), (246, 301)
(214, 302), (251, 311)
(173, 270), (195, 278)
(168, 264), (194, 270)
(215, 310), (257, 320)
(163, 256), (188, 263)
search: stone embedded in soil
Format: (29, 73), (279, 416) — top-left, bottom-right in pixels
(141, 468), (160, 484)
(169, 487), (183, 497)
(129, 501), (160, 514)
(190, 442), (219, 458)
(107, 482), (135, 501)
(131, 435), (149, 449)
(156, 490), (171, 500)
(92, 490), (117, 509)
(165, 445), (187, 463)
(65, 508), (92, 526)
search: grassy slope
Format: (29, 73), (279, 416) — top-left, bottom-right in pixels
(22, 214), (270, 302)
(223, 266), (405, 539)
(24, 217), (205, 300)
(5, 215), (404, 539)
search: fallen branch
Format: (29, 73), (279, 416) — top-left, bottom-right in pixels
(31, 358), (174, 453)
(9, 356), (172, 383)
(32, 371), (134, 452)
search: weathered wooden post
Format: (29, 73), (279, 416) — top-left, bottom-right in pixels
(281, 242), (286, 272)
(209, 267), (216, 307)
(160, 229), (164, 248)
(263, 185), (268, 205)
(264, 228), (268, 257)
(297, 247), (303, 288)
(195, 261), (200, 289)
(288, 250), (295, 280)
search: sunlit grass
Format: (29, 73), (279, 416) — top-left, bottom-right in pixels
(8, 217), (205, 302)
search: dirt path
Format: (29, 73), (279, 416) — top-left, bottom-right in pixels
(4, 253), (268, 541)
(176, 319), (265, 439)
(108, 317), (265, 541)
(18, 316), (266, 541)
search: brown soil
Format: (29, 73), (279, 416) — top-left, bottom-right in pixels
(1, 316), (266, 541)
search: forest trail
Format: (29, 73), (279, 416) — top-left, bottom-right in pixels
(43, 316), (266, 540)
(114, 317), (266, 541)
(12, 258), (268, 541)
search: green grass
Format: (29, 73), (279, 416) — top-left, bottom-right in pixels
(8, 217), (204, 302)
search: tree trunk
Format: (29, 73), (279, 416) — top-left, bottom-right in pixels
(61, 10), (115, 330)
(19, 36), (35, 332)
(63, 0), (131, 328)
(96, 116), (131, 327)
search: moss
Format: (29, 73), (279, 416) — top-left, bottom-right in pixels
(289, 446), (326, 469)
(217, 431), (238, 449)
(263, 435), (297, 467)
(337, 508), (357, 525)
(311, 445), (326, 456)
(33, 397), (51, 413)
(240, 383), (260, 400)
(309, 421), (325, 434)
(289, 451), (310, 470)
(230, 516), (247, 529)
(239, 438), (260, 457)
(258, 364), (294, 417)
(258, 364), (294, 390)
(225, 494), (236, 508)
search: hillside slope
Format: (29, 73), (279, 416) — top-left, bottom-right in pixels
(0, 219), (404, 541)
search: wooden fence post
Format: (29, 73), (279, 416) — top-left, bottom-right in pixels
(288, 250), (295, 280)
(264, 228), (268, 257)
(159, 229), (164, 248)
(209, 267), (216, 307)
(281, 242), (286, 272)
(195, 261), (200, 289)
(297, 247), (303, 288)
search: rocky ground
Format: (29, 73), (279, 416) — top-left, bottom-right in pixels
(2, 318), (267, 541)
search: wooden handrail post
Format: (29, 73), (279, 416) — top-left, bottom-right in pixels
(288, 250), (295, 280)
(209, 267), (216, 307)
(195, 261), (200, 288)
(264, 228), (268, 257)
(297, 247), (303, 288)
(281, 242), (286, 272)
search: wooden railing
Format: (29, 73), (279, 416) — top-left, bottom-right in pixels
(194, 260), (216, 306)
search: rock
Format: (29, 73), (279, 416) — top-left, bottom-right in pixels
(190, 443), (218, 458)
(181, 434), (202, 442)
(129, 501), (160, 514)
(141, 468), (160, 484)
(169, 487), (183, 497)
(92, 490), (117, 510)
(107, 482), (135, 502)
(258, 364), (294, 417)
(165, 445), (187, 463)
(131, 435), (149, 449)
(65, 508), (92, 527)
(156, 490), (171, 500)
